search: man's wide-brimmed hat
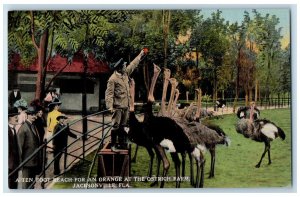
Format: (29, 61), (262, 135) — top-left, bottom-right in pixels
(48, 98), (62, 107)
(8, 107), (20, 117)
(113, 58), (126, 70)
(26, 106), (38, 115)
(56, 114), (68, 121)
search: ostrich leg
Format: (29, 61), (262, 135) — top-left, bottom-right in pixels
(171, 153), (181, 188)
(131, 145), (139, 162)
(181, 152), (186, 178)
(145, 146), (155, 178)
(199, 159), (205, 188)
(150, 148), (162, 187)
(267, 143), (272, 165)
(188, 152), (195, 186)
(256, 141), (270, 168)
(208, 146), (216, 178)
(155, 145), (170, 188)
(196, 155), (205, 188)
(195, 160), (201, 188)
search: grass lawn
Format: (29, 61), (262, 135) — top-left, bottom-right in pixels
(52, 108), (292, 189)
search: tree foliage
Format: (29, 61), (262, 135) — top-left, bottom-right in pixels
(8, 9), (291, 103)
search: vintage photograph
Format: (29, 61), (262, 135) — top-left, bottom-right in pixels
(6, 8), (292, 190)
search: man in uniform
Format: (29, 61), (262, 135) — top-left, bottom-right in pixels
(105, 49), (146, 152)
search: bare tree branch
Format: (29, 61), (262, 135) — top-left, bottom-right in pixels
(45, 62), (70, 93)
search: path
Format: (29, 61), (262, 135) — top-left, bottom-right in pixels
(34, 114), (112, 189)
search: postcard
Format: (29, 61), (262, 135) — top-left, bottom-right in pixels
(5, 7), (293, 191)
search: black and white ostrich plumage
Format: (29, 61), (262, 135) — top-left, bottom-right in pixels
(235, 107), (286, 168)
(237, 106), (260, 120)
(182, 118), (230, 178)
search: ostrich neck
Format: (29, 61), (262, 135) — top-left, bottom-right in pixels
(161, 69), (170, 116)
(195, 89), (202, 119)
(148, 64), (161, 102)
(144, 64), (161, 123)
(172, 89), (180, 115)
(129, 80), (135, 112)
(167, 78), (178, 116)
(249, 105), (254, 123)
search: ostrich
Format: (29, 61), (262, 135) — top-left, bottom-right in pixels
(235, 104), (286, 168)
(163, 83), (229, 179)
(126, 64), (194, 188)
(157, 75), (199, 185)
(194, 89), (230, 178)
(157, 68), (229, 185)
(143, 64), (207, 188)
(155, 71), (229, 186)
(128, 78), (156, 178)
(215, 99), (226, 116)
(172, 88), (230, 179)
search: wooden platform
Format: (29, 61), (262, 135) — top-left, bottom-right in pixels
(97, 142), (131, 185)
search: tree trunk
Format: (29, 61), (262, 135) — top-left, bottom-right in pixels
(35, 29), (49, 100)
(255, 79), (258, 102)
(163, 10), (171, 68)
(213, 67), (217, 107)
(233, 48), (241, 113)
(266, 54), (271, 102)
(249, 87), (253, 103)
(245, 88), (248, 106)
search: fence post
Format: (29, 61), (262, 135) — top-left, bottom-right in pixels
(101, 112), (105, 149)
(64, 124), (69, 171)
(41, 139), (47, 189)
(82, 119), (86, 162)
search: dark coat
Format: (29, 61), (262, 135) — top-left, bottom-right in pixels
(53, 123), (77, 150)
(8, 90), (21, 107)
(17, 121), (42, 168)
(34, 117), (46, 142)
(8, 126), (20, 170)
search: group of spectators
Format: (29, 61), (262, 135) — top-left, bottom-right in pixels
(8, 86), (77, 189)
(8, 48), (147, 189)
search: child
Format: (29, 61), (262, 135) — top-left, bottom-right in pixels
(52, 114), (77, 175)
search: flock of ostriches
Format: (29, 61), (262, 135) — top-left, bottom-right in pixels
(126, 64), (286, 188)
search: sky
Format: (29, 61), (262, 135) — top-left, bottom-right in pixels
(200, 8), (290, 48)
